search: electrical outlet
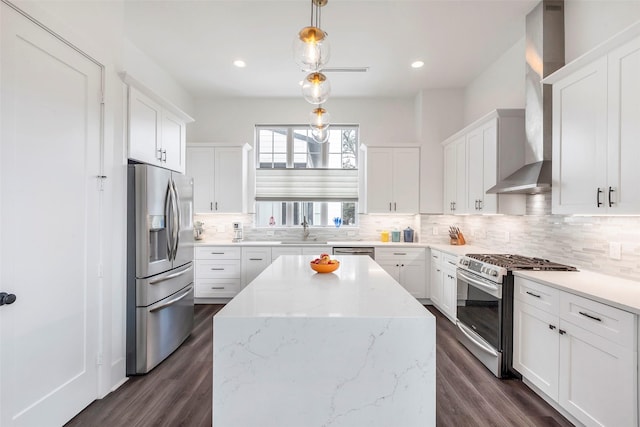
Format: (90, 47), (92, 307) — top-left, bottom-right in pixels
(609, 242), (621, 260)
(432, 227), (438, 235)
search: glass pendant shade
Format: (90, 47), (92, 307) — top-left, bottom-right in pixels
(302, 72), (331, 104)
(311, 125), (330, 143)
(309, 107), (330, 129)
(293, 26), (330, 72)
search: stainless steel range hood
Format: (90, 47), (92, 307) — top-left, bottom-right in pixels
(487, 0), (564, 194)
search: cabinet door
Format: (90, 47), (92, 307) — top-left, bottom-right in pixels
(366, 147), (394, 213)
(430, 262), (443, 308)
(195, 278), (240, 298)
(128, 86), (162, 166)
(454, 139), (467, 214)
(392, 147), (419, 213)
(559, 320), (637, 427)
(607, 36), (640, 214)
(186, 146), (215, 213)
(552, 57), (608, 214)
(443, 143), (457, 213)
(480, 121), (498, 213)
(161, 110), (186, 173)
(512, 299), (560, 401)
(378, 260), (400, 282)
(442, 267), (457, 322)
(467, 128), (484, 213)
(399, 262), (426, 298)
(241, 247), (272, 288)
(214, 147), (244, 213)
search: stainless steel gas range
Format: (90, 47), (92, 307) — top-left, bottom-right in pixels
(455, 254), (577, 378)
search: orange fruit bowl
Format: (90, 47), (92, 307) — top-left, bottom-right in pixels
(310, 260), (340, 273)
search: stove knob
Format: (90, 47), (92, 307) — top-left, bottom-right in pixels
(490, 269), (498, 277)
(461, 259), (469, 266)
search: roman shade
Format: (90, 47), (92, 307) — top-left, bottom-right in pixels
(255, 168), (358, 202)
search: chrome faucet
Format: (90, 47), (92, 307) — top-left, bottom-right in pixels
(302, 216), (310, 240)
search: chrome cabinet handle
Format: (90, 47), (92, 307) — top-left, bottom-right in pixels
(389, 202), (392, 211)
(579, 311), (602, 322)
(210, 202), (213, 211)
(596, 187), (603, 207)
(249, 258), (263, 261)
(608, 186), (615, 207)
(211, 286), (225, 290)
(478, 199), (483, 210)
(162, 149), (167, 162)
(210, 268), (225, 271)
(393, 252), (407, 256)
(526, 291), (541, 298)
(215, 201), (218, 210)
(157, 148), (163, 160)
(210, 252), (225, 254)
(394, 202), (397, 211)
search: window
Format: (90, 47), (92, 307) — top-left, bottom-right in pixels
(255, 125), (358, 227)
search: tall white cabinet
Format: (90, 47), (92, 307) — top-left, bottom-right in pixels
(365, 146), (420, 213)
(546, 30), (640, 214)
(123, 74), (193, 173)
(186, 144), (249, 213)
(441, 109), (526, 215)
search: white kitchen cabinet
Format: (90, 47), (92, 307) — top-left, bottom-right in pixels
(513, 277), (638, 427)
(443, 138), (465, 214)
(186, 144), (248, 213)
(428, 249), (457, 322)
(241, 247), (271, 288)
(376, 248), (426, 298)
(365, 146), (420, 214)
(442, 110), (526, 215)
(194, 246), (242, 298)
(126, 84), (191, 173)
(549, 34), (640, 214)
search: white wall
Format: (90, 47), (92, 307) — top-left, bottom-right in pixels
(187, 96), (418, 146)
(463, 37), (526, 125)
(565, 0), (640, 62)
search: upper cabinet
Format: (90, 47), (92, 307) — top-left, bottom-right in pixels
(545, 27), (640, 214)
(123, 73), (194, 174)
(186, 144), (250, 213)
(442, 110), (527, 215)
(365, 146), (420, 214)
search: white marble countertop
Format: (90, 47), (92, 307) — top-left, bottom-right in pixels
(216, 255), (431, 319)
(514, 270), (640, 315)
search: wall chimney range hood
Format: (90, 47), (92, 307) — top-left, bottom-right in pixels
(487, 0), (564, 194)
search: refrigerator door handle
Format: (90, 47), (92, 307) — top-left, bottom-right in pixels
(171, 179), (181, 260)
(164, 182), (175, 262)
(149, 264), (193, 285)
(149, 285), (192, 313)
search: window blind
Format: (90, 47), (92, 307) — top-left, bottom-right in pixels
(255, 168), (358, 202)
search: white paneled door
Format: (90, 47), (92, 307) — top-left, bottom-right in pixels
(1, 4), (103, 426)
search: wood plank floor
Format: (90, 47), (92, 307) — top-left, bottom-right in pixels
(66, 304), (573, 427)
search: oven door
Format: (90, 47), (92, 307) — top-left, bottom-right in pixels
(455, 268), (504, 376)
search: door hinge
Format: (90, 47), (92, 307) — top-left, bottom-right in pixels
(96, 353), (103, 366)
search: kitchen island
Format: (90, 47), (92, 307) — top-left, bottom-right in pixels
(213, 255), (435, 427)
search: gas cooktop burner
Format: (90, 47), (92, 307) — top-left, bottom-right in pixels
(466, 254), (578, 271)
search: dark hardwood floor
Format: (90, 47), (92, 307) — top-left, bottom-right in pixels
(66, 305), (573, 427)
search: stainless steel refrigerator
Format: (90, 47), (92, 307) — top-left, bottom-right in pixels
(126, 164), (194, 375)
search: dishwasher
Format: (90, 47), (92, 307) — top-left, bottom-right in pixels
(332, 246), (375, 260)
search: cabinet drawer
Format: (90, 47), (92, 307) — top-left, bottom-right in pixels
(442, 253), (458, 269)
(514, 278), (560, 314)
(195, 278), (240, 298)
(195, 246), (241, 260)
(196, 259), (241, 279)
(376, 248), (425, 262)
(430, 249), (442, 264)
(560, 292), (636, 348)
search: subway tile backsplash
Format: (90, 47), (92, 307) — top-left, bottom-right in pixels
(195, 194), (640, 281)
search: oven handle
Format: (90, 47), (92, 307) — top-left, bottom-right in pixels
(456, 269), (502, 299)
(456, 320), (499, 357)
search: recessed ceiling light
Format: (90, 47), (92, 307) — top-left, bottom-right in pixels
(411, 60), (425, 69)
(233, 59), (246, 68)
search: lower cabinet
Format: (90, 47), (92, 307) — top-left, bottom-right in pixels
(429, 249), (457, 322)
(194, 246), (241, 298)
(376, 248), (427, 298)
(241, 247), (272, 288)
(513, 277), (637, 427)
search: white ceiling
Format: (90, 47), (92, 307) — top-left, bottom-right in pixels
(123, 0), (540, 99)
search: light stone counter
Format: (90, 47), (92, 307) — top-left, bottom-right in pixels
(213, 255), (435, 427)
(514, 269), (640, 315)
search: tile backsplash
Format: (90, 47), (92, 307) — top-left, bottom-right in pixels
(195, 194), (640, 281)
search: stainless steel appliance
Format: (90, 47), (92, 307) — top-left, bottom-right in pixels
(126, 164), (195, 375)
(332, 246), (375, 259)
(456, 254), (576, 378)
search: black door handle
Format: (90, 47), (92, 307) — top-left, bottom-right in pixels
(596, 187), (603, 207)
(0, 292), (17, 306)
(608, 186), (615, 208)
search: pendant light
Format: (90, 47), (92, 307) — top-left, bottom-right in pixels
(293, 0), (330, 72)
(302, 72), (331, 104)
(310, 106), (330, 143)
